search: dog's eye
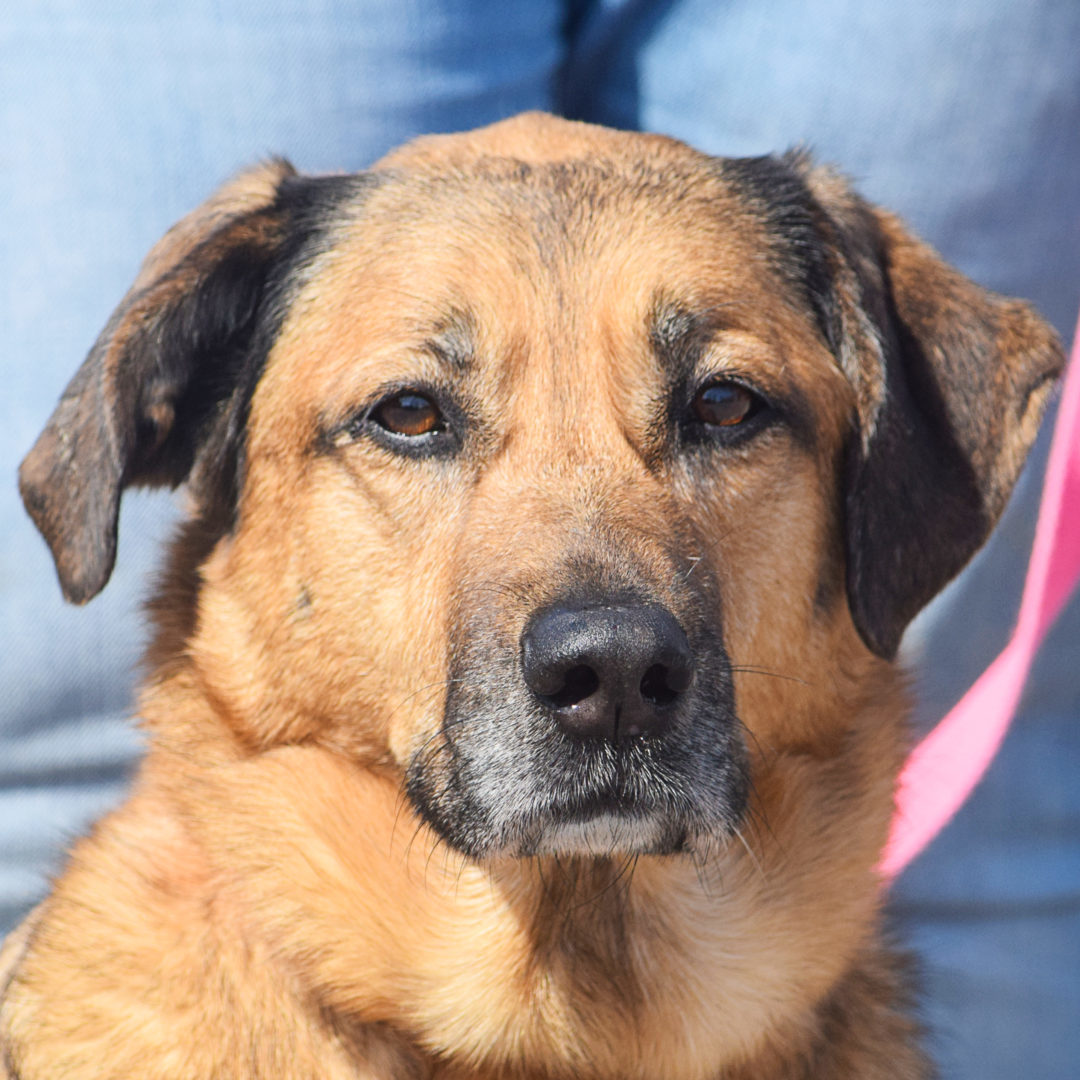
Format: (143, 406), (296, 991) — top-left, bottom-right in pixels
(371, 392), (444, 437)
(691, 381), (758, 428)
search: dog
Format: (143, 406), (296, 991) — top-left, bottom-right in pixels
(0, 113), (1063, 1079)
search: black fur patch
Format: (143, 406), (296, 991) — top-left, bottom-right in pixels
(842, 292), (989, 657)
(720, 153), (842, 356)
(178, 173), (376, 532)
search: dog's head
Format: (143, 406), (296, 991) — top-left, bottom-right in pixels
(21, 114), (1061, 864)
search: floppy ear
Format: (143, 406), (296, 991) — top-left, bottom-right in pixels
(20, 159), (313, 604)
(800, 166), (1065, 658)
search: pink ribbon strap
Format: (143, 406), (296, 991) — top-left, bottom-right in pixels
(880, 315), (1080, 882)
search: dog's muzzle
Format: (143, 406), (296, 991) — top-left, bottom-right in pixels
(406, 594), (748, 859)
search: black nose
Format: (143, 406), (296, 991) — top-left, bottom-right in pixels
(521, 603), (694, 741)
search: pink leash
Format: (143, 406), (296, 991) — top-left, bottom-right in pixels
(880, 315), (1080, 882)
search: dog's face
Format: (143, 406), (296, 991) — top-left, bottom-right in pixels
(20, 114), (1061, 869)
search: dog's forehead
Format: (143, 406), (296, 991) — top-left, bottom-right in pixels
(361, 127), (759, 272)
(258, 123), (843, 427)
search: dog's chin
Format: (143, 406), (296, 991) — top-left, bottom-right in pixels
(405, 759), (744, 861)
(418, 803), (698, 861)
(510, 809), (690, 858)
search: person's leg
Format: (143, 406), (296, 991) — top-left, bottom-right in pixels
(561, 1), (1080, 1074)
(0, 0), (568, 935)
(563, 0), (1080, 338)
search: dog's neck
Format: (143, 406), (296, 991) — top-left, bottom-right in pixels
(134, 659), (905, 1080)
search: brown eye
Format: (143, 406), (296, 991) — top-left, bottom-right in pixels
(691, 381), (756, 427)
(372, 391), (443, 437)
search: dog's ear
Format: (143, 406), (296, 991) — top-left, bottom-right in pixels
(21, 160), (315, 604)
(797, 163), (1064, 658)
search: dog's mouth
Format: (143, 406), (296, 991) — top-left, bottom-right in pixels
(405, 702), (748, 859)
(404, 597), (748, 860)
(498, 764), (699, 857)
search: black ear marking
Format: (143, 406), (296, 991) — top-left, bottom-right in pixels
(841, 305), (992, 659)
(19, 162), (368, 604)
(796, 165), (1064, 657)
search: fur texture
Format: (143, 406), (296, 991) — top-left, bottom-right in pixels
(2, 114), (1063, 1079)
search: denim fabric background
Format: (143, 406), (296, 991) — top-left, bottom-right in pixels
(2, 2), (1078, 1075)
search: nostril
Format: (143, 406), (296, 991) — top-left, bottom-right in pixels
(521, 602), (694, 741)
(544, 664), (600, 709)
(639, 663), (680, 707)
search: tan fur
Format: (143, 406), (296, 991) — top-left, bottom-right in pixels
(2, 114), (1062, 1079)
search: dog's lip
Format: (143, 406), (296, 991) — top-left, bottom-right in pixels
(515, 806), (691, 858)
(547, 789), (649, 821)
(528, 768), (693, 827)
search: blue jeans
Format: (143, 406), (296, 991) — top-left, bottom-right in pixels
(2, 3), (1078, 1075)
